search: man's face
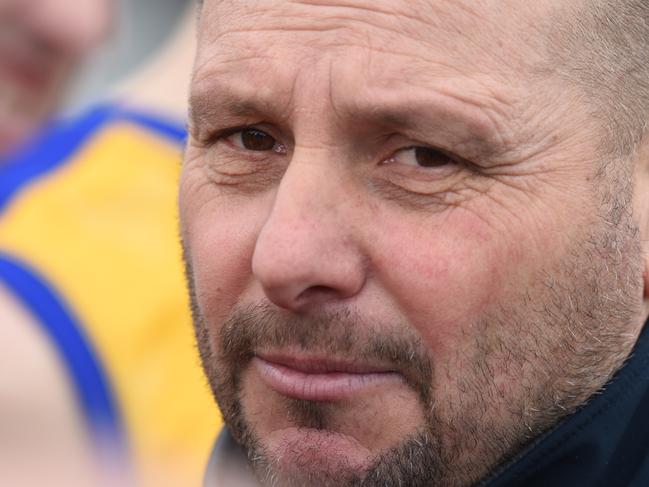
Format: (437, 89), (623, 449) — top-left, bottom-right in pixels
(181, 1), (649, 485)
(0, 0), (113, 155)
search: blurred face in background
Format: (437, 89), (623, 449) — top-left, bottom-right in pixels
(0, 0), (113, 156)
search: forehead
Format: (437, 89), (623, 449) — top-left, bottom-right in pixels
(192, 0), (577, 147)
(194, 1), (570, 104)
(198, 0), (562, 67)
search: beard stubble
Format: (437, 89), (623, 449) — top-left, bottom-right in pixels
(184, 189), (645, 486)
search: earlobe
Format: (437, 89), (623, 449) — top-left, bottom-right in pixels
(633, 141), (649, 302)
(639, 247), (649, 318)
(641, 233), (649, 316)
(639, 211), (649, 303)
(633, 232), (649, 311)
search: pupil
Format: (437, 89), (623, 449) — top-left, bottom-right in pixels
(241, 129), (276, 151)
(415, 147), (448, 167)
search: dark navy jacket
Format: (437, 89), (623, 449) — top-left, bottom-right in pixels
(206, 321), (649, 486)
(483, 321), (649, 487)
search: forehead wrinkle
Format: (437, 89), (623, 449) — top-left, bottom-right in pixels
(286, 0), (450, 33)
(287, 0), (491, 46)
(207, 0), (484, 53)
(203, 0), (548, 88)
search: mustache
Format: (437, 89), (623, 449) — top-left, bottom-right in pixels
(217, 303), (435, 404)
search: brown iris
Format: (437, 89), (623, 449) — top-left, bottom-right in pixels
(415, 147), (450, 167)
(241, 129), (276, 151)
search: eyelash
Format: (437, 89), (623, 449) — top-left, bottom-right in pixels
(214, 126), (463, 171)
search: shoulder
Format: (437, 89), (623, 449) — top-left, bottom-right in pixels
(0, 281), (98, 486)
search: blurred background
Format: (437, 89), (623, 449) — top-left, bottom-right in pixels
(66, 0), (188, 111)
(0, 0), (221, 485)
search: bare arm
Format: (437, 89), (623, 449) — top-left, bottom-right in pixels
(0, 284), (97, 487)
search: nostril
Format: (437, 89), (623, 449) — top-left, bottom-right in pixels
(296, 285), (341, 304)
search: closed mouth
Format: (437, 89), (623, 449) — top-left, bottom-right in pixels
(252, 350), (405, 401)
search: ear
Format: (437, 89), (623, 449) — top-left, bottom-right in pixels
(632, 140), (649, 305)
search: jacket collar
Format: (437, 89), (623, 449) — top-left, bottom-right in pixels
(205, 425), (258, 487)
(483, 319), (649, 486)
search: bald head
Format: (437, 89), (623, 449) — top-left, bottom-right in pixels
(548, 0), (649, 158)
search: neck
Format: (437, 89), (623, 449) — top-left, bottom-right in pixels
(109, 4), (197, 120)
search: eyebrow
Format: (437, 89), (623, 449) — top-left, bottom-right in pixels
(338, 95), (508, 158)
(189, 82), (507, 157)
(188, 79), (297, 132)
(190, 95), (269, 128)
(343, 88), (506, 137)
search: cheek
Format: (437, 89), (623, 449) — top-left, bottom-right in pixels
(180, 185), (270, 326)
(372, 208), (526, 353)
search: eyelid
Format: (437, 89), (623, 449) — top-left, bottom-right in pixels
(384, 144), (456, 166)
(220, 126), (288, 154)
(214, 125), (259, 143)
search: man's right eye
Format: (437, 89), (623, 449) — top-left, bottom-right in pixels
(225, 128), (285, 153)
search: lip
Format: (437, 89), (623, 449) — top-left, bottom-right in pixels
(252, 351), (405, 401)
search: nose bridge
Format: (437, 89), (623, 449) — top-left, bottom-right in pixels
(274, 153), (342, 231)
(251, 150), (366, 310)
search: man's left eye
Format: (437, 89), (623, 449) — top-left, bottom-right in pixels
(389, 146), (452, 168)
(226, 128), (286, 153)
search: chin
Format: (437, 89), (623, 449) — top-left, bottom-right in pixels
(255, 427), (371, 486)
(272, 427), (371, 466)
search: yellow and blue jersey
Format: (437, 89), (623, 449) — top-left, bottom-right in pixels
(0, 104), (221, 485)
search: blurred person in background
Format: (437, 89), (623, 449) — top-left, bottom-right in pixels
(0, 0), (112, 158)
(0, 1), (220, 486)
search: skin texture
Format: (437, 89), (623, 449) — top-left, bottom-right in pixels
(180, 1), (649, 485)
(0, 0), (113, 156)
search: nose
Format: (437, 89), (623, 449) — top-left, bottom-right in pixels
(251, 155), (367, 311)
